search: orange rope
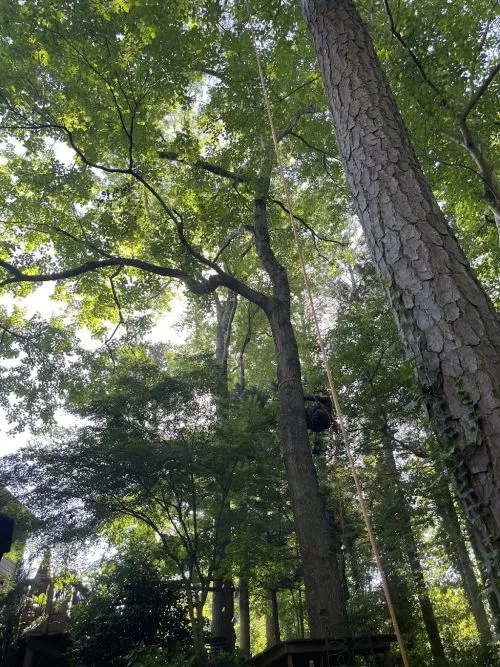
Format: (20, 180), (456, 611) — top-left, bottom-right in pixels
(248, 25), (411, 667)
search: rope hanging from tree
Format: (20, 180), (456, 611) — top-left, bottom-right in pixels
(247, 18), (411, 667)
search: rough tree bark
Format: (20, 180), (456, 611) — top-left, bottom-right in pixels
(301, 0), (500, 602)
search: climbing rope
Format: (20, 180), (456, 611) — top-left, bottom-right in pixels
(248, 21), (411, 667)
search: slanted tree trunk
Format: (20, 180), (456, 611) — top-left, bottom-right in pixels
(435, 479), (492, 642)
(468, 525), (500, 634)
(379, 430), (447, 665)
(301, 0), (500, 604)
(238, 578), (251, 655)
(455, 122), (500, 243)
(253, 196), (349, 638)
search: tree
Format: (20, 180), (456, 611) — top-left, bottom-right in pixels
(323, 257), (497, 654)
(300, 0), (500, 607)
(69, 554), (190, 667)
(211, 291), (237, 653)
(0, 353), (251, 653)
(0, 0), (349, 637)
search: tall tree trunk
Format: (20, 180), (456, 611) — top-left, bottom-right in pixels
(266, 589), (281, 647)
(253, 196), (349, 638)
(211, 292), (237, 652)
(297, 586), (306, 638)
(271, 589), (281, 644)
(266, 302), (349, 637)
(238, 578), (251, 655)
(301, 0), (500, 602)
(211, 580), (235, 651)
(382, 564), (415, 647)
(379, 431), (447, 665)
(435, 479), (493, 642)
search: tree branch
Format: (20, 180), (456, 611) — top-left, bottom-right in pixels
(214, 226), (252, 262)
(0, 254), (270, 310)
(252, 197), (286, 293)
(186, 67), (227, 82)
(103, 267), (126, 346)
(277, 102), (319, 142)
(158, 151), (250, 184)
(0, 114), (271, 309)
(270, 198), (345, 246)
(382, 0), (451, 109)
(287, 131), (341, 161)
(276, 76), (320, 103)
(25, 222), (114, 259)
(460, 60), (500, 123)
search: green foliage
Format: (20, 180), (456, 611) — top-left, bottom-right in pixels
(0, 560), (30, 666)
(0, 0), (498, 660)
(69, 554), (191, 667)
(361, 0), (500, 297)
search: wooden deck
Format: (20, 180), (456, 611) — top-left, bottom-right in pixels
(251, 636), (397, 667)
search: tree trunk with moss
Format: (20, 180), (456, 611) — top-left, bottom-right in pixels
(301, 0), (500, 605)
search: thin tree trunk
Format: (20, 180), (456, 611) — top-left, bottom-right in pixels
(379, 431), (447, 665)
(435, 479), (492, 642)
(211, 293), (237, 652)
(187, 587), (205, 656)
(457, 122), (500, 243)
(238, 578), (251, 655)
(297, 587), (306, 638)
(301, 0), (500, 604)
(266, 589), (281, 647)
(382, 564), (415, 645)
(253, 196), (349, 638)
(271, 589), (281, 644)
(469, 525), (500, 634)
(265, 614), (275, 648)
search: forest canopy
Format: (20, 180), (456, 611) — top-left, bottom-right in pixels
(0, 0), (498, 665)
